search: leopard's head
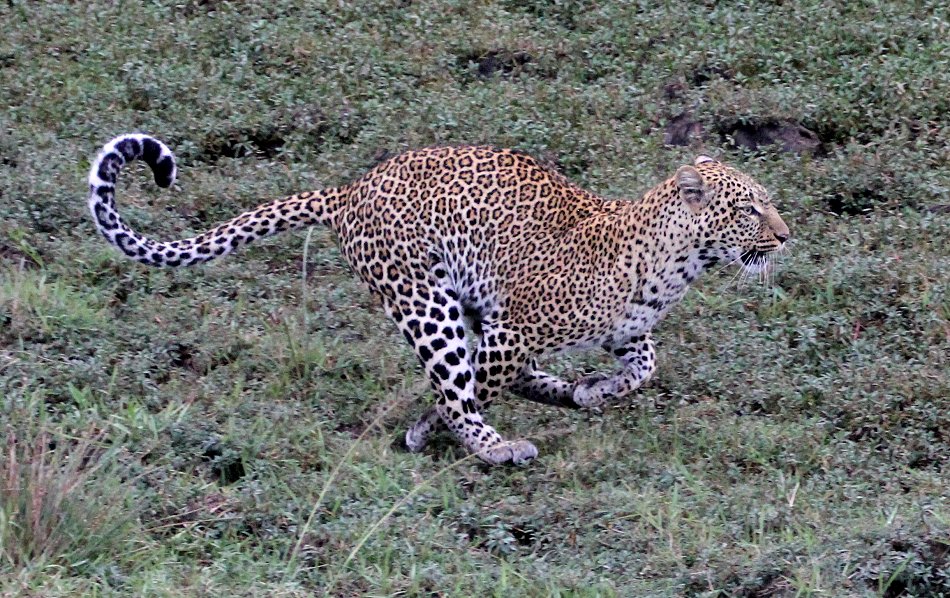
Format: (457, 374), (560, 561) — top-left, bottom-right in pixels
(675, 156), (790, 274)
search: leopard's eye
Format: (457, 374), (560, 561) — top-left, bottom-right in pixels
(739, 204), (759, 216)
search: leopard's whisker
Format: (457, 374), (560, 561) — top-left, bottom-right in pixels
(727, 258), (746, 288)
(714, 254), (745, 279)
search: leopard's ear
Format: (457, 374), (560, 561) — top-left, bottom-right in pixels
(694, 155), (718, 166)
(676, 165), (708, 212)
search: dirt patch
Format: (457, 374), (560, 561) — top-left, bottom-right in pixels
(718, 119), (822, 154)
(663, 112), (705, 147)
(664, 113), (822, 156)
(199, 127), (287, 161)
(453, 47), (559, 82)
(456, 48), (534, 78)
(828, 186), (888, 216)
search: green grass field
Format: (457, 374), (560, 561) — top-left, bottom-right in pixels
(1, 1), (948, 595)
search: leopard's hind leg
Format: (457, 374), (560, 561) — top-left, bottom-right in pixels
(405, 325), (561, 453)
(383, 279), (536, 465)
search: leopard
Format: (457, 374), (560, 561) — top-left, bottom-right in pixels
(87, 133), (789, 465)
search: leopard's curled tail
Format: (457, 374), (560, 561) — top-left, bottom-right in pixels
(87, 134), (346, 267)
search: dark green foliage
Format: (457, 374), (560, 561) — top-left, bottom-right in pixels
(1, 0), (947, 595)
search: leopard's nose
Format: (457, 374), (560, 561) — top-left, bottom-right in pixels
(775, 232), (789, 244)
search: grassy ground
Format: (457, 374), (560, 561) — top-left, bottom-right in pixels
(1, 1), (948, 595)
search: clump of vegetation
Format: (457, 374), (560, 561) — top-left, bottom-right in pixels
(0, 401), (144, 589)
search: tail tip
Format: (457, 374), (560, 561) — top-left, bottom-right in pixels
(153, 156), (176, 188)
(92, 133), (178, 189)
(136, 135), (176, 188)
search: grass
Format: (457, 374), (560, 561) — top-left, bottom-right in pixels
(1, 0), (949, 595)
(1, 398), (148, 588)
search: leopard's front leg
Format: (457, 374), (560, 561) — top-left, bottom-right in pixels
(572, 333), (657, 408)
